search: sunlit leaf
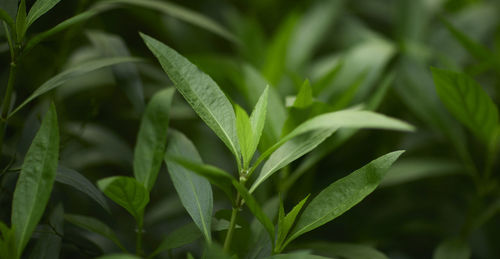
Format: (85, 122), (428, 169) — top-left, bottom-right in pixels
(236, 104), (254, 169)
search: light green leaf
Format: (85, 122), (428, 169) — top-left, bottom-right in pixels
(133, 88), (175, 191)
(26, 0), (61, 29)
(236, 105), (254, 169)
(29, 204), (64, 259)
(293, 80), (313, 108)
(284, 151), (404, 247)
(12, 103), (59, 257)
(15, 0), (26, 42)
(106, 0), (237, 42)
(304, 241), (389, 259)
(56, 166), (110, 213)
(87, 30), (145, 113)
(276, 195), (309, 252)
(65, 214), (126, 252)
(433, 237), (470, 259)
(141, 33), (240, 164)
(96, 254), (140, 259)
(232, 180), (274, 244)
(431, 68), (499, 144)
(250, 110), (414, 192)
(97, 176), (149, 220)
(249, 86), (268, 155)
(165, 130), (213, 242)
(8, 57), (142, 118)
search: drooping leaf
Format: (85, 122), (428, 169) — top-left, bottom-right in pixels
(26, 0), (61, 29)
(431, 68), (499, 144)
(232, 180), (274, 244)
(29, 204), (64, 259)
(302, 241), (389, 259)
(276, 195), (309, 252)
(11, 103), (59, 257)
(133, 88), (175, 190)
(433, 237), (470, 259)
(235, 104), (254, 169)
(107, 0), (237, 42)
(165, 130), (213, 242)
(284, 151), (404, 247)
(141, 33), (241, 164)
(87, 30), (145, 114)
(97, 176), (149, 220)
(250, 110), (413, 192)
(56, 166), (110, 213)
(8, 57), (142, 118)
(64, 214), (126, 251)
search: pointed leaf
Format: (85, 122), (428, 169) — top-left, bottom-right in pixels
(276, 195), (309, 252)
(29, 204), (64, 259)
(8, 57), (142, 118)
(236, 105), (254, 168)
(250, 110), (413, 192)
(141, 33), (240, 163)
(65, 214), (126, 252)
(150, 223), (201, 258)
(133, 88), (175, 191)
(431, 68), (499, 144)
(15, 0), (26, 41)
(97, 176), (149, 220)
(293, 80), (313, 108)
(165, 130), (213, 242)
(284, 151), (404, 247)
(232, 180), (274, 244)
(249, 85), (268, 155)
(0, 8), (14, 28)
(0, 222), (16, 259)
(26, 0), (61, 29)
(12, 103), (59, 256)
(56, 166), (110, 213)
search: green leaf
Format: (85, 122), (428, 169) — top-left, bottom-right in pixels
(11, 103), (59, 257)
(87, 30), (145, 114)
(431, 68), (499, 144)
(433, 237), (470, 259)
(56, 166), (110, 213)
(293, 80), (313, 108)
(276, 195), (309, 252)
(133, 88), (175, 191)
(29, 204), (64, 259)
(8, 57), (142, 118)
(15, 0), (26, 42)
(165, 154), (235, 202)
(0, 222), (16, 259)
(97, 176), (149, 220)
(165, 130), (213, 242)
(202, 242), (232, 259)
(303, 241), (389, 259)
(0, 8), (14, 28)
(26, 0), (61, 29)
(141, 33), (241, 164)
(95, 254), (140, 259)
(249, 85), (268, 155)
(232, 180), (274, 244)
(149, 223), (201, 258)
(236, 105), (254, 169)
(64, 214), (126, 252)
(265, 252), (331, 259)
(250, 110), (414, 192)
(107, 0), (237, 42)
(284, 151), (404, 247)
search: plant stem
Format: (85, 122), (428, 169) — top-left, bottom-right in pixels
(0, 61), (17, 156)
(136, 215), (144, 256)
(223, 192), (241, 252)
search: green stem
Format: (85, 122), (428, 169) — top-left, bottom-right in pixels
(136, 214), (144, 256)
(0, 61), (17, 156)
(223, 192), (241, 252)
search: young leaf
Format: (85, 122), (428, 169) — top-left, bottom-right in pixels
(235, 105), (254, 169)
(97, 176), (149, 220)
(293, 80), (313, 108)
(276, 195), (309, 252)
(141, 33), (241, 164)
(431, 68), (499, 144)
(232, 180), (274, 244)
(56, 166), (110, 213)
(249, 85), (269, 154)
(8, 57), (142, 118)
(165, 130), (213, 242)
(133, 88), (175, 191)
(11, 103), (59, 257)
(250, 110), (414, 192)
(433, 237), (470, 259)
(0, 222), (16, 259)
(284, 151), (405, 248)
(64, 214), (126, 252)
(26, 0), (61, 29)
(29, 204), (64, 259)
(15, 0), (26, 42)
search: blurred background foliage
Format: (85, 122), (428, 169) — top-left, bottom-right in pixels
(1, 0), (500, 258)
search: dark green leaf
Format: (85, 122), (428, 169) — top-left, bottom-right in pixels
(141, 33), (241, 164)
(133, 88), (175, 190)
(431, 68), (499, 144)
(97, 176), (149, 220)
(0, 222), (16, 259)
(95, 254), (140, 259)
(15, 0), (26, 42)
(165, 130), (213, 242)
(150, 223), (201, 258)
(26, 0), (61, 29)
(29, 204), (64, 259)
(284, 151), (404, 247)
(11, 103), (59, 257)
(433, 237), (470, 259)
(0, 8), (14, 28)
(303, 241), (389, 259)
